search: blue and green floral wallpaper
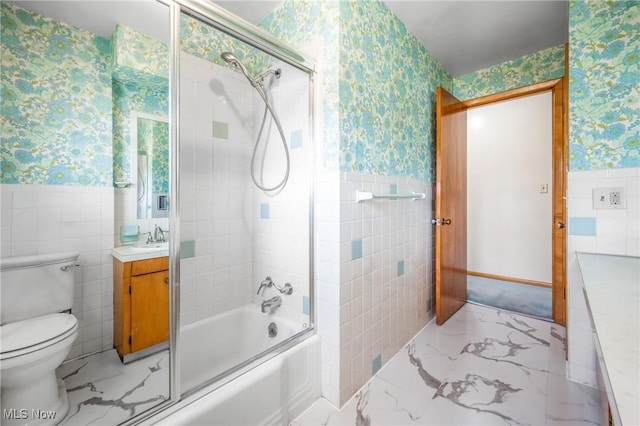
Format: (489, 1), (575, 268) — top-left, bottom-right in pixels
(1, 3), (112, 186)
(260, 0), (340, 170)
(338, 0), (451, 180)
(112, 24), (169, 90)
(262, 0), (452, 181)
(181, 14), (271, 77)
(453, 44), (565, 101)
(569, 0), (639, 170)
(111, 24), (169, 186)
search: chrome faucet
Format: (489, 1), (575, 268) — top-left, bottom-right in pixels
(256, 276), (293, 296)
(153, 224), (166, 243)
(261, 296), (282, 313)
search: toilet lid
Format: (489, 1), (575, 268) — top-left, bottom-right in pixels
(1, 313), (78, 356)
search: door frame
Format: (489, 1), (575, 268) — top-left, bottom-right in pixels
(461, 75), (568, 325)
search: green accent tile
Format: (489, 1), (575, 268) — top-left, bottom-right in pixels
(397, 260), (404, 276)
(180, 240), (195, 259)
(352, 239), (362, 260)
(212, 120), (229, 139)
(303, 295), (310, 315)
(372, 354), (382, 375)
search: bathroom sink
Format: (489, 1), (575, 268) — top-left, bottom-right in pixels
(131, 242), (168, 252)
(111, 242), (169, 262)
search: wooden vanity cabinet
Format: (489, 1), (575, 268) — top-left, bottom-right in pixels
(113, 256), (169, 361)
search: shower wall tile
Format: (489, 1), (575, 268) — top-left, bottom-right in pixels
(1, 184), (115, 358)
(179, 52), (254, 326)
(251, 57), (312, 328)
(290, 129), (303, 149)
(566, 167), (640, 388)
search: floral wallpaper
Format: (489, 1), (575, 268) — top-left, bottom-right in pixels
(453, 44), (565, 101)
(111, 23), (169, 187)
(260, 0), (340, 170)
(569, 0), (639, 170)
(262, 0), (452, 181)
(1, 3), (112, 186)
(181, 14), (270, 77)
(112, 24), (169, 90)
(338, 0), (451, 181)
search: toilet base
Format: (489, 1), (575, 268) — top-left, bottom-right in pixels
(1, 378), (70, 426)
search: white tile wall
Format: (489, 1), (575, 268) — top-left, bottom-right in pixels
(178, 52), (313, 330)
(251, 58), (312, 324)
(1, 183), (115, 358)
(318, 173), (434, 406)
(566, 167), (640, 388)
(179, 52), (254, 326)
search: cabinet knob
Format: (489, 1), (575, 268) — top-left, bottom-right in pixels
(164, 277), (169, 285)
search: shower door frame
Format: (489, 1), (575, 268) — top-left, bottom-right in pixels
(168, 0), (317, 407)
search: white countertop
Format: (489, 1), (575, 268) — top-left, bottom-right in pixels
(577, 253), (640, 426)
(111, 243), (169, 263)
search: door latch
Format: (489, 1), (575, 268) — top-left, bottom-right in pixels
(431, 218), (452, 226)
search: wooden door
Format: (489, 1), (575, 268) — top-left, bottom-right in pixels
(131, 270), (169, 352)
(435, 87), (468, 325)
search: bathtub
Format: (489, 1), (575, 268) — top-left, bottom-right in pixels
(147, 305), (320, 425)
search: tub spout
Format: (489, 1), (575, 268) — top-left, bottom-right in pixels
(261, 296), (282, 313)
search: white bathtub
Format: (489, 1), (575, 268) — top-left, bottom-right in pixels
(147, 305), (320, 426)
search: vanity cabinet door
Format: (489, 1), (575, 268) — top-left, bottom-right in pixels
(130, 270), (169, 352)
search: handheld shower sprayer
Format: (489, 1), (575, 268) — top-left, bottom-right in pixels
(220, 51), (256, 86)
(219, 51), (290, 193)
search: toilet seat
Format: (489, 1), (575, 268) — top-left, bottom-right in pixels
(0, 313), (78, 360)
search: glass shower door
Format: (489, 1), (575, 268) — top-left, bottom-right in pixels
(176, 7), (314, 394)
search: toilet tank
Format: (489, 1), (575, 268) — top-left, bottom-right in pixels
(0, 252), (79, 325)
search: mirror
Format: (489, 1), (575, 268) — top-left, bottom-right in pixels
(1, 1), (171, 424)
(133, 114), (169, 219)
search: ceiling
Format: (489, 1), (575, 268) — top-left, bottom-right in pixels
(215, 0), (569, 77)
(9, 1), (568, 78)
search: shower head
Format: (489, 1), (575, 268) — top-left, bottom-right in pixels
(220, 52), (255, 86)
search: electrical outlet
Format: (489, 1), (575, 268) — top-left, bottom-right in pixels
(610, 191), (621, 205)
(539, 183), (548, 193)
(593, 187), (626, 209)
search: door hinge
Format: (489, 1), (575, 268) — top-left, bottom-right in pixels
(128, 285), (131, 295)
(128, 335), (132, 345)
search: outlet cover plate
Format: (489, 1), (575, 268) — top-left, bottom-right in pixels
(592, 187), (626, 209)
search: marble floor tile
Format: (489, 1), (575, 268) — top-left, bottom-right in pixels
(56, 349), (169, 425)
(293, 304), (605, 426)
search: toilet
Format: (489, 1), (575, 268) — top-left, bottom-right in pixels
(0, 252), (80, 426)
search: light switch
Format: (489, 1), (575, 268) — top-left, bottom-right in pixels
(539, 183), (548, 193)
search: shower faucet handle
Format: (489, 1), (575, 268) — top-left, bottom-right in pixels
(257, 276), (273, 295)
